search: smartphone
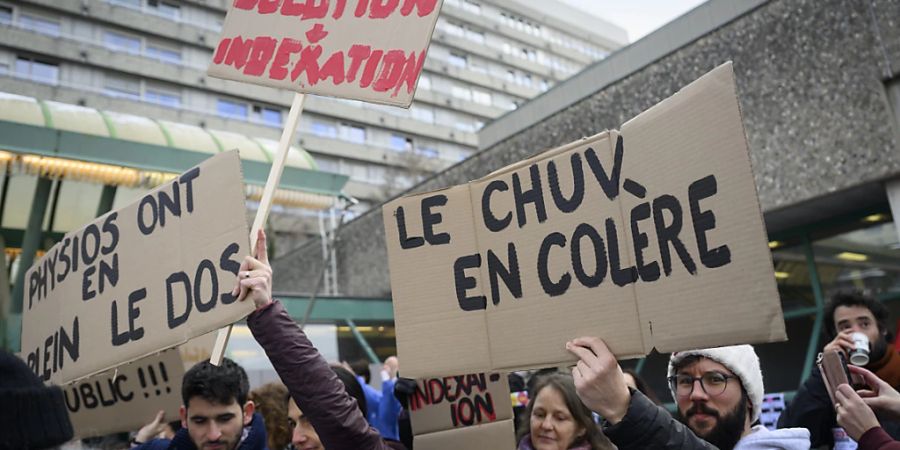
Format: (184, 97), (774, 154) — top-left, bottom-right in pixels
(818, 350), (866, 404)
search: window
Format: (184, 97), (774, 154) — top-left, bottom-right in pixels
(411, 106), (434, 124)
(465, 29), (485, 44)
(339, 123), (366, 143)
(146, 43), (181, 64)
(217, 99), (248, 119)
(147, 0), (180, 20)
(451, 86), (471, 101)
(104, 30), (141, 54)
(15, 57), (58, 84)
(417, 146), (439, 158)
(145, 88), (181, 107)
(19, 13), (60, 37)
(472, 89), (491, 106)
(417, 74), (431, 90)
(0, 5), (12, 25)
(252, 105), (282, 126)
(108, 0), (141, 7)
(311, 121), (337, 138)
(104, 74), (140, 100)
(0, 60), (8, 75)
(445, 21), (464, 37)
(390, 135), (413, 152)
(469, 60), (487, 75)
(448, 52), (467, 68)
(315, 156), (340, 173)
(454, 121), (476, 132)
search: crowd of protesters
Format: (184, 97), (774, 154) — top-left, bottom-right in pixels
(5, 229), (900, 450)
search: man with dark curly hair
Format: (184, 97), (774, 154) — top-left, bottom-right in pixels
(779, 291), (900, 447)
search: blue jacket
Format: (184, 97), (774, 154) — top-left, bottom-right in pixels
(375, 378), (401, 441)
(357, 375), (383, 425)
(134, 412), (268, 450)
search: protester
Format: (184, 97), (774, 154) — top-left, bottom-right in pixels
(375, 356), (402, 441)
(622, 369), (661, 405)
(833, 364), (900, 449)
(0, 349), (74, 449)
(237, 230), (405, 450)
(516, 371), (613, 450)
(350, 359), (383, 426)
(132, 358), (267, 450)
(779, 292), (900, 446)
(249, 382), (292, 450)
(567, 337), (810, 450)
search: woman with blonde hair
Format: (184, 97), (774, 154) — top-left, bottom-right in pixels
(518, 371), (614, 450)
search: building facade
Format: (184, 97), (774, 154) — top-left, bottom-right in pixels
(0, 0), (625, 246)
(0, 0), (626, 361)
(272, 0), (900, 395)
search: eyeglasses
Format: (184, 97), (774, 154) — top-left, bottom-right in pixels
(668, 371), (736, 398)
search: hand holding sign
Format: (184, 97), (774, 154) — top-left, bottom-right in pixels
(134, 410), (167, 444)
(234, 229), (273, 311)
(567, 336), (630, 424)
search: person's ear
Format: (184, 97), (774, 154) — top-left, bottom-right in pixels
(180, 405), (188, 428)
(243, 401), (255, 426)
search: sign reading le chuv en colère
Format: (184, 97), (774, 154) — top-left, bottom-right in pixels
(384, 62), (787, 378)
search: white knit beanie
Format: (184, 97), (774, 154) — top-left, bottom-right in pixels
(667, 345), (764, 424)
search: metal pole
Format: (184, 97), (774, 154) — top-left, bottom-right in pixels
(346, 318), (380, 364)
(8, 176), (52, 351)
(96, 184), (118, 217)
(299, 206), (350, 329)
(799, 235), (826, 382)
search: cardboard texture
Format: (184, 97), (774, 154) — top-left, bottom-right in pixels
(383, 62), (786, 378)
(208, 0), (443, 108)
(409, 372), (515, 450)
(65, 349), (184, 439)
(21, 151), (253, 385)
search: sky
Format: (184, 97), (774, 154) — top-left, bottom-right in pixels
(558, 0), (708, 42)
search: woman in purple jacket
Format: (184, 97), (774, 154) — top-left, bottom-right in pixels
(233, 230), (405, 450)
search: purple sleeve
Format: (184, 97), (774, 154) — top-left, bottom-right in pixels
(248, 301), (388, 450)
(858, 427), (900, 450)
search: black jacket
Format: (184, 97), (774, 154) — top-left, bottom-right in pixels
(603, 390), (719, 450)
(777, 366), (900, 447)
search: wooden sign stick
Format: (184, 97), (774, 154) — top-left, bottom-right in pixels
(210, 92), (307, 366)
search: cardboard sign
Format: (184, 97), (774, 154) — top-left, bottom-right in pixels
(383, 62), (786, 378)
(21, 151), (253, 385)
(208, 0), (443, 107)
(409, 372), (515, 449)
(65, 349), (184, 438)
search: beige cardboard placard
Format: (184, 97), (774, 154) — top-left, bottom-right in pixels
(383, 62), (786, 378)
(22, 151), (253, 385)
(64, 349), (184, 439)
(410, 372), (515, 449)
(208, 0), (443, 108)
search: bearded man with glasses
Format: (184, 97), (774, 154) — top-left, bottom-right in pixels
(567, 339), (812, 450)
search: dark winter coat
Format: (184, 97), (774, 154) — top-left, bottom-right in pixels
(133, 412), (268, 450)
(248, 301), (405, 450)
(602, 390), (718, 450)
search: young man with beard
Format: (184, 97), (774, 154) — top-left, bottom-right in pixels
(567, 337), (810, 450)
(132, 358), (268, 450)
(778, 292), (900, 447)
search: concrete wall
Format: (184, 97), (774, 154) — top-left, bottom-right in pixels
(272, 0), (900, 297)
